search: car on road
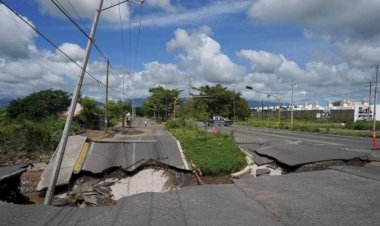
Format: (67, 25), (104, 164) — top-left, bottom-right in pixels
(205, 115), (233, 126)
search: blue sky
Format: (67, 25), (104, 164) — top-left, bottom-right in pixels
(1, 0), (380, 106)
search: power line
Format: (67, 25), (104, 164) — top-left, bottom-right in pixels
(133, 5), (143, 70)
(65, 0), (81, 20)
(118, 0), (128, 71)
(0, 0), (104, 86)
(51, 0), (108, 60)
(128, 2), (132, 69)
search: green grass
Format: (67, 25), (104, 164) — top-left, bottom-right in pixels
(237, 117), (375, 137)
(168, 121), (246, 176)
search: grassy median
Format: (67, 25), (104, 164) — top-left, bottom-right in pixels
(238, 117), (376, 137)
(166, 119), (246, 176)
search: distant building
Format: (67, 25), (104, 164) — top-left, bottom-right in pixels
(250, 99), (380, 122)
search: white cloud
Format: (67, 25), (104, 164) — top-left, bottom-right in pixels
(146, 0), (177, 13)
(237, 49), (373, 103)
(34, 0), (130, 24)
(142, 61), (184, 85)
(52, 43), (85, 62)
(0, 4), (37, 59)
(248, 0), (380, 40)
(237, 50), (284, 73)
(338, 41), (380, 67)
(167, 26), (245, 84)
(133, 0), (251, 28)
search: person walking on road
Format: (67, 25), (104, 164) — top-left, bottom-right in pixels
(144, 120), (147, 127)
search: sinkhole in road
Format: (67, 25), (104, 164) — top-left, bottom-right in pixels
(2, 161), (233, 207)
(51, 163), (199, 207)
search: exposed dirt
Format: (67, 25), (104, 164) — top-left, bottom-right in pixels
(200, 175), (233, 184)
(280, 159), (368, 174)
(0, 151), (51, 165)
(163, 168), (198, 188)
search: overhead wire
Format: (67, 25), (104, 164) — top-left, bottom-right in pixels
(133, 5), (143, 70)
(118, 0), (128, 71)
(128, 2), (132, 70)
(51, 0), (108, 61)
(65, 0), (81, 20)
(0, 0), (105, 86)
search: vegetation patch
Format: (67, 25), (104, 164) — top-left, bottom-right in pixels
(238, 117), (377, 137)
(167, 119), (246, 176)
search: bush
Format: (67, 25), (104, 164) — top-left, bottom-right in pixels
(165, 118), (186, 129)
(0, 117), (77, 153)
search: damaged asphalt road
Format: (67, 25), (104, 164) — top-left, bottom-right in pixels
(82, 118), (192, 174)
(214, 124), (376, 168)
(2, 122), (380, 225)
(2, 165), (380, 225)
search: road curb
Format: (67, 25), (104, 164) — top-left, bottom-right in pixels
(231, 166), (251, 178)
(167, 132), (191, 171)
(230, 148), (254, 178)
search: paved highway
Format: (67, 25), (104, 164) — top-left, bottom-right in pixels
(203, 123), (376, 167)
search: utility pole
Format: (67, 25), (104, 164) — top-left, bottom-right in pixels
(290, 80), (295, 129)
(369, 81), (372, 120)
(233, 87), (236, 122)
(122, 73), (125, 102)
(372, 65), (379, 150)
(261, 100), (264, 121)
(105, 60), (109, 133)
(44, 0), (104, 205)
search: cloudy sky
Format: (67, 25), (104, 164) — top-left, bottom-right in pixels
(1, 0), (380, 106)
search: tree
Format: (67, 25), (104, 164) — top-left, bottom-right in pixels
(142, 86), (182, 120)
(108, 100), (130, 127)
(189, 84), (250, 120)
(7, 89), (71, 120)
(79, 97), (101, 129)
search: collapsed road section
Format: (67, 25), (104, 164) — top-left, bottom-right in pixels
(30, 122), (194, 206)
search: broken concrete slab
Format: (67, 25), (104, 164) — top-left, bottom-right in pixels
(255, 143), (368, 167)
(0, 164), (27, 182)
(37, 135), (87, 191)
(330, 165), (380, 182)
(256, 168), (270, 176)
(248, 149), (274, 166)
(233, 170), (380, 226)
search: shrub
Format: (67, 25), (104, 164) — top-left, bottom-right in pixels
(165, 118), (186, 129)
(0, 117), (77, 153)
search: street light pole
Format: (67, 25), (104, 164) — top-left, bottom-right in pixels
(290, 80), (295, 129)
(372, 65), (379, 150)
(268, 94), (281, 125)
(246, 86), (281, 125)
(105, 60), (109, 133)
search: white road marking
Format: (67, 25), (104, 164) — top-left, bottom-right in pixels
(132, 142), (136, 171)
(238, 129), (344, 146)
(285, 140), (302, 145)
(175, 139), (190, 170)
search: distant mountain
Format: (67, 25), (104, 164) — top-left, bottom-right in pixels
(125, 98), (145, 107)
(0, 97), (13, 108)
